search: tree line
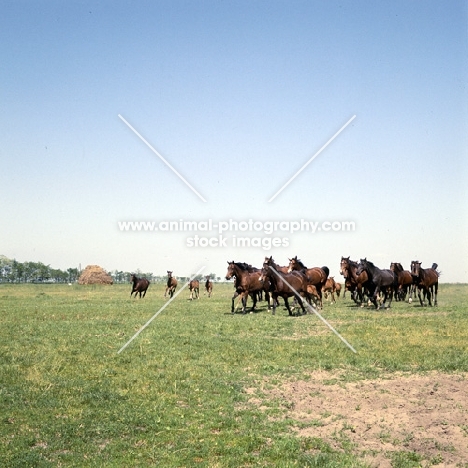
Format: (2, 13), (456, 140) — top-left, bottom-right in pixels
(0, 256), (219, 284)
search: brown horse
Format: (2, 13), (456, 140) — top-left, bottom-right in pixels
(410, 261), (439, 306)
(322, 276), (338, 304)
(390, 262), (414, 301)
(164, 271), (177, 298)
(287, 256), (329, 308)
(335, 282), (342, 297)
(261, 256), (310, 316)
(204, 276), (213, 298)
(189, 279), (199, 300)
(339, 256), (370, 305)
(225, 261), (270, 314)
(130, 274), (150, 298)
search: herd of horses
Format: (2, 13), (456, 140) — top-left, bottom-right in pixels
(130, 256), (439, 316)
(130, 272), (213, 300)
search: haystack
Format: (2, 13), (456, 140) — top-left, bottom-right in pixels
(78, 265), (113, 285)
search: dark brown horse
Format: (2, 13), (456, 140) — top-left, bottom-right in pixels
(225, 261), (270, 314)
(287, 256), (329, 308)
(390, 262), (415, 301)
(204, 276), (213, 298)
(164, 271), (177, 298)
(130, 274), (150, 298)
(410, 261), (439, 306)
(356, 259), (397, 309)
(339, 256), (370, 305)
(189, 279), (199, 300)
(261, 256), (310, 316)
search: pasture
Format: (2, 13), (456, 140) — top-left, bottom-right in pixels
(1, 282), (467, 467)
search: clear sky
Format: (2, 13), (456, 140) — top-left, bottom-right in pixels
(1, 1), (467, 282)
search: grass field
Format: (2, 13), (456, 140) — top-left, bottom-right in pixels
(1, 282), (467, 467)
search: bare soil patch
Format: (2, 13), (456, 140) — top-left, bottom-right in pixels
(247, 371), (468, 467)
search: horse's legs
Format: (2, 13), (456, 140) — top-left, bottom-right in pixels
(231, 291), (239, 313)
(283, 297), (293, 316)
(417, 285), (424, 306)
(241, 292), (248, 314)
(271, 293), (278, 315)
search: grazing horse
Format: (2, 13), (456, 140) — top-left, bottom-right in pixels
(225, 261), (270, 314)
(287, 256), (329, 308)
(204, 276), (213, 297)
(390, 262), (415, 301)
(130, 274), (150, 298)
(189, 279), (199, 300)
(164, 271), (177, 298)
(410, 261), (439, 306)
(356, 259), (397, 309)
(339, 256), (370, 305)
(261, 256), (310, 316)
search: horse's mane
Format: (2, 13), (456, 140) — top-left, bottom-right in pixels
(293, 257), (307, 269)
(391, 262), (404, 272)
(233, 262), (257, 272)
(361, 259), (375, 268)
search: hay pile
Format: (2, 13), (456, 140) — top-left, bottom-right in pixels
(78, 265), (113, 285)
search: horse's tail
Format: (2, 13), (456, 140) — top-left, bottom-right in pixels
(321, 266), (330, 279)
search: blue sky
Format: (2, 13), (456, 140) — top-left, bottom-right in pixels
(1, 1), (467, 282)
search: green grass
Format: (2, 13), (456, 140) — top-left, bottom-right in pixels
(0, 283), (467, 466)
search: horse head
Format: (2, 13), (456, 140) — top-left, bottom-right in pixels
(339, 256), (350, 276)
(356, 258), (368, 276)
(287, 255), (300, 273)
(225, 261), (236, 280)
(410, 261), (421, 277)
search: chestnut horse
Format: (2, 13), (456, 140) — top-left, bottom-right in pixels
(189, 279), (199, 300)
(390, 262), (414, 301)
(164, 271), (177, 298)
(261, 256), (310, 316)
(225, 261), (270, 314)
(339, 256), (370, 305)
(322, 276), (339, 304)
(287, 256), (329, 308)
(204, 276), (213, 298)
(410, 261), (439, 306)
(130, 274), (150, 298)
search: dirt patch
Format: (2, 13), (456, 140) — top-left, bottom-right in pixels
(247, 371), (468, 467)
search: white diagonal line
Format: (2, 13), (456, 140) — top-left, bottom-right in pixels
(118, 114), (207, 202)
(268, 266), (357, 353)
(118, 266), (206, 353)
(268, 115), (356, 202)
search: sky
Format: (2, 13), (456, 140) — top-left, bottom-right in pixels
(1, 0), (467, 282)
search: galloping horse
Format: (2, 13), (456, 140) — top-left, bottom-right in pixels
(261, 256), (310, 316)
(204, 276), (213, 297)
(356, 259), (397, 309)
(410, 261), (439, 306)
(130, 274), (150, 298)
(189, 279), (200, 300)
(390, 262), (414, 301)
(287, 256), (329, 308)
(339, 256), (370, 304)
(164, 271), (177, 298)
(225, 261), (270, 314)
(322, 276), (338, 304)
